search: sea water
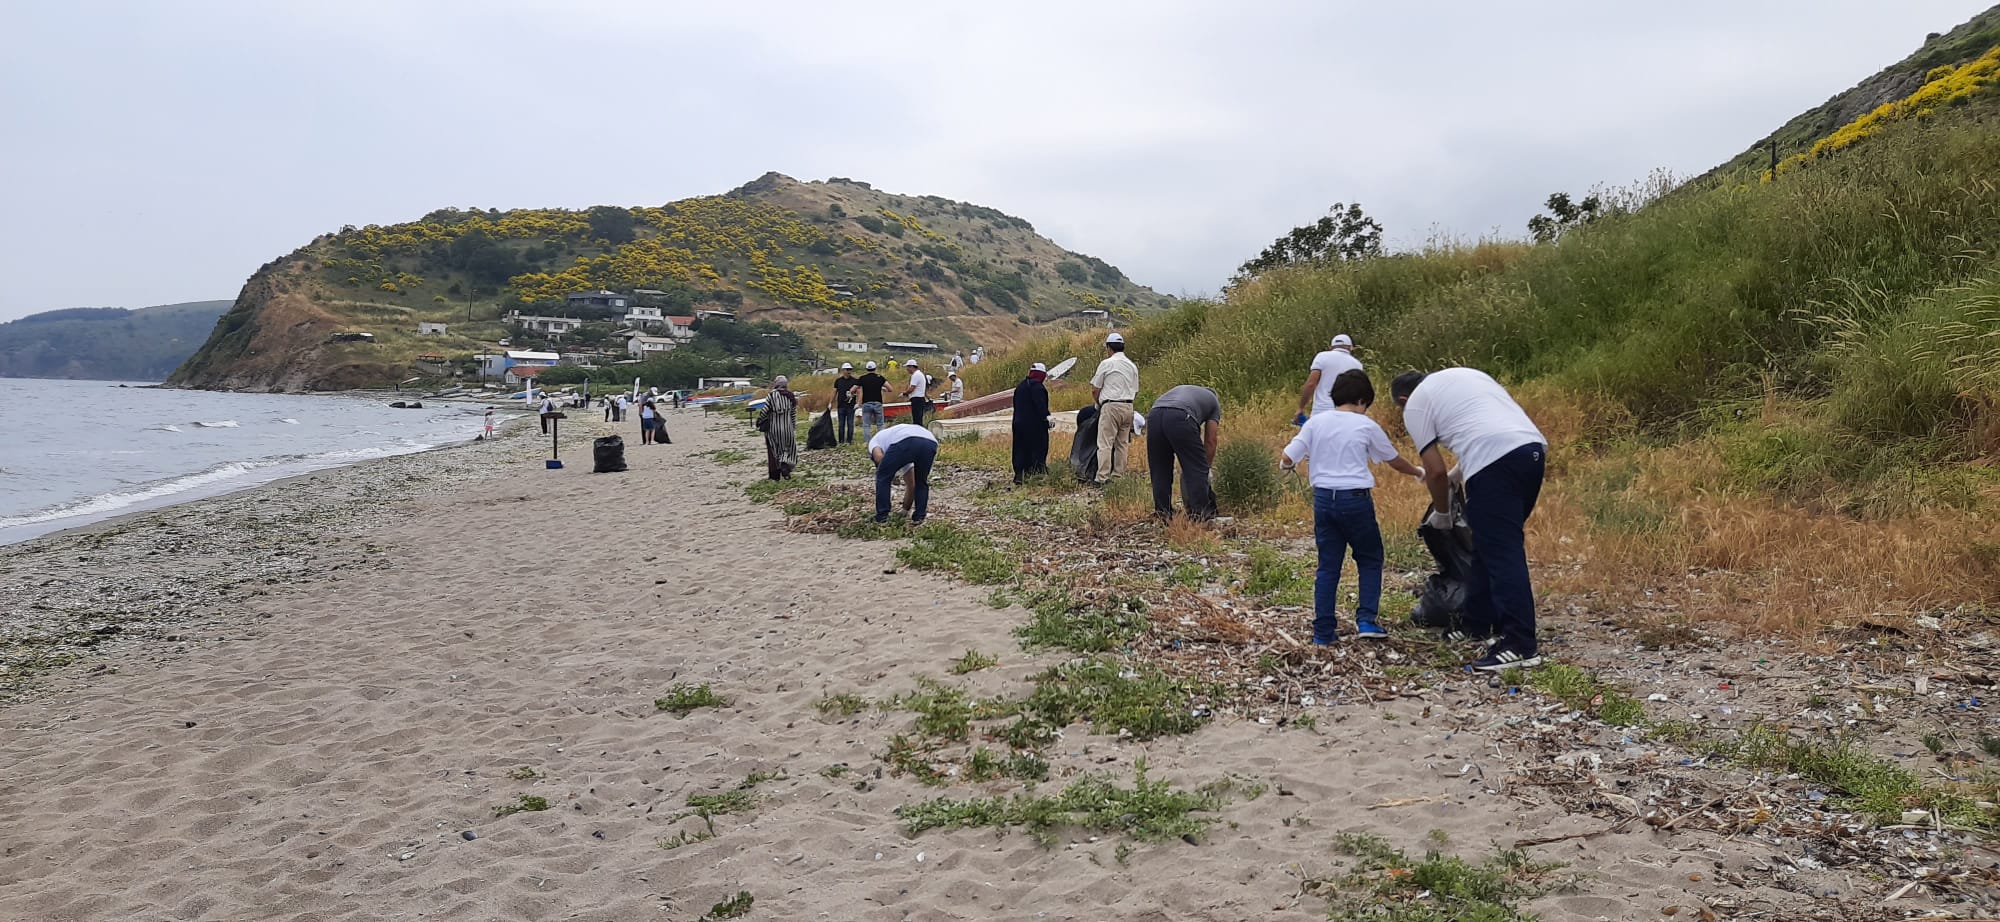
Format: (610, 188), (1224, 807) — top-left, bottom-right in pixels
(0, 379), (510, 545)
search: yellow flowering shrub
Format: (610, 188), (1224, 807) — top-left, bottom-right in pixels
(1774, 43), (2000, 178)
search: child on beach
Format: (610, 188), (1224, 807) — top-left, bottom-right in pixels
(1280, 369), (1425, 644)
(483, 409), (495, 440)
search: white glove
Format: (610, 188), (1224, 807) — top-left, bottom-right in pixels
(1411, 466), (1426, 481)
(1425, 510), (1454, 531)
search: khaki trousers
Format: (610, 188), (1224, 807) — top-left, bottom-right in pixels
(1095, 401), (1135, 483)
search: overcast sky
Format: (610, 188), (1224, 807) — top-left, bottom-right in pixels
(1, 1), (1990, 320)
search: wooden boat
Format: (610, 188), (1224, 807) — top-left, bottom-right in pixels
(935, 356), (1078, 420)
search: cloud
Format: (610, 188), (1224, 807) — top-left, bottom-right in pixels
(0, 0), (1990, 318)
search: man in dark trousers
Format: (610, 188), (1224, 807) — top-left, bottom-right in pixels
(1145, 384), (1222, 520)
(1392, 368), (1547, 672)
(902, 360), (932, 427)
(1010, 362), (1052, 483)
(856, 361), (889, 442)
(833, 363), (861, 444)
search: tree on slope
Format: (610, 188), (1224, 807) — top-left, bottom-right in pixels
(1236, 203), (1384, 280)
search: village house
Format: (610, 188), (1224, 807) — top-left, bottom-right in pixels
(506, 313), (584, 338)
(836, 341), (869, 353)
(622, 305), (664, 328)
(565, 290), (629, 312)
(664, 315), (697, 342)
(477, 350), (560, 379)
(417, 321), (449, 335)
(627, 335), (677, 359)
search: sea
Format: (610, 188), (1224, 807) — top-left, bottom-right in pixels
(0, 378), (506, 545)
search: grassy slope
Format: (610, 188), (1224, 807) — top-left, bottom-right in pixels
(170, 174), (1165, 390)
(966, 22), (2000, 632)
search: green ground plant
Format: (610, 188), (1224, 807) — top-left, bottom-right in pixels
(656, 683), (730, 717)
(701, 891), (754, 920)
(895, 522), (1019, 584)
(1000, 659), (1207, 747)
(1013, 586), (1146, 653)
(1211, 439), (1282, 514)
(949, 649), (1000, 674)
(1323, 833), (1566, 922)
(494, 795), (550, 817)
(896, 760), (1223, 845)
(1705, 723), (1995, 828)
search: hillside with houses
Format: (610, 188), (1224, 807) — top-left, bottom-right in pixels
(167, 173), (1166, 392)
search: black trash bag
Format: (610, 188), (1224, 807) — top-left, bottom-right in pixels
(1408, 483), (1475, 629)
(806, 408), (837, 450)
(592, 435), (628, 474)
(1069, 404), (1100, 483)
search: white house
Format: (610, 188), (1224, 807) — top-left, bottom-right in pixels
(836, 341), (869, 353)
(628, 335), (677, 358)
(478, 350), (560, 378)
(417, 321), (449, 335)
(623, 305), (664, 328)
(664, 315), (698, 342)
(507, 313), (584, 338)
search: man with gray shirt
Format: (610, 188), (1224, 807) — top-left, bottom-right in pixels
(1145, 384), (1223, 520)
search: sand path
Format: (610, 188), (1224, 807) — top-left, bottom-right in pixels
(3, 412), (1764, 921)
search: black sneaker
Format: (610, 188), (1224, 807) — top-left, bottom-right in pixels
(1440, 629), (1496, 645)
(1469, 647), (1542, 672)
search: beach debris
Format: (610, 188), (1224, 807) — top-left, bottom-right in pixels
(460, 830), (477, 840)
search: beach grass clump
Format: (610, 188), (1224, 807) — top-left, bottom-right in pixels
(896, 522), (1018, 584)
(1013, 587), (1146, 653)
(1510, 664), (1647, 727)
(737, 769), (785, 789)
(705, 449), (749, 464)
(896, 760), (1222, 846)
(1705, 722), (1995, 827)
(656, 683), (730, 717)
(701, 891), (754, 921)
(1000, 659), (1207, 748)
(659, 828), (716, 850)
(887, 676), (1013, 742)
(1210, 439), (1282, 515)
(815, 692), (869, 717)
(506, 766), (540, 780)
(949, 649), (1000, 674)
(965, 746), (1051, 783)
(1244, 543), (1313, 606)
(494, 794), (550, 817)
(1324, 833), (1564, 922)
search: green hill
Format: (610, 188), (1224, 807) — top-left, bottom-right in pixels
(966, 6), (2000, 630)
(0, 300), (231, 381)
(168, 173), (1166, 391)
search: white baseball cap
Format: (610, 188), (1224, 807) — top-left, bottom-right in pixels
(1029, 362), (1047, 372)
(840, 362), (853, 370)
(1105, 332), (1125, 344)
(904, 360), (918, 367)
(1332, 334), (1354, 348)
(864, 361), (877, 369)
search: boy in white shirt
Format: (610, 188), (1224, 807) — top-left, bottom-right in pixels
(1281, 370), (1424, 643)
(868, 423), (939, 523)
(902, 360), (933, 426)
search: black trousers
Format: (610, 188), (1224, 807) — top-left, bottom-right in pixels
(1146, 407), (1215, 519)
(837, 404), (857, 443)
(910, 397), (931, 427)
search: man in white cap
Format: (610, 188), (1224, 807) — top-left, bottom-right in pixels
(1088, 331), (1139, 484)
(1297, 334), (1363, 425)
(946, 370), (964, 405)
(856, 360), (889, 441)
(833, 362), (860, 444)
(902, 359), (933, 426)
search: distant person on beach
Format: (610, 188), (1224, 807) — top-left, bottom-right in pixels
(857, 361), (888, 441)
(483, 409), (496, 439)
(1011, 362), (1052, 484)
(1089, 332), (1139, 485)
(539, 394), (558, 434)
(763, 376), (799, 480)
(603, 395), (614, 422)
(903, 360), (933, 427)
(1392, 368), (1548, 671)
(1297, 334), (1363, 425)
(950, 350), (965, 373)
(868, 422), (938, 523)
(638, 398), (658, 444)
(1282, 370), (1425, 644)
(834, 363), (860, 444)
(615, 395), (628, 422)
(1145, 384), (1222, 520)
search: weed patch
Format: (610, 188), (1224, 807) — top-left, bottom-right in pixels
(949, 650), (999, 674)
(656, 683), (729, 717)
(815, 692), (869, 717)
(701, 891), (754, 920)
(495, 794), (550, 817)
(897, 761), (1224, 845)
(896, 522), (1019, 584)
(1706, 723), (1995, 827)
(1002, 659), (1207, 747)
(1510, 664), (1647, 726)
(1323, 833), (1566, 922)
(659, 828), (716, 849)
(1244, 543), (1313, 606)
(1014, 587), (1146, 653)
(506, 766), (539, 780)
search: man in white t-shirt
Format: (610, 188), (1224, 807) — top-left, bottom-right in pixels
(868, 422), (939, 523)
(902, 360), (934, 427)
(1296, 334), (1363, 424)
(538, 394), (558, 434)
(1391, 368), (1547, 671)
(1282, 369), (1423, 644)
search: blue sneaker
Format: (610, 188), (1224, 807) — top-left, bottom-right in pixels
(1312, 635), (1339, 646)
(1354, 620), (1388, 639)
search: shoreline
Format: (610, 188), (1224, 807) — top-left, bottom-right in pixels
(2, 408), (1991, 921)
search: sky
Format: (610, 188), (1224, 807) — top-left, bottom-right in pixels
(1, 0), (1992, 320)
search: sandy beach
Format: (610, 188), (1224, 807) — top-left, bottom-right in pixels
(2, 410), (1992, 922)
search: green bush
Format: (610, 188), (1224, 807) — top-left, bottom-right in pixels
(1210, 440), (1280, 514)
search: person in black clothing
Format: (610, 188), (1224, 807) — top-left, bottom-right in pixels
(1146, 384), (1223, 520)
(1011, 362), (1052, 483)
(856, 361), (889, 441)
(833, 363), (861, 444)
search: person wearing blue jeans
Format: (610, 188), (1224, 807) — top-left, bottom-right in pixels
(855, 362), (889, 443)
(868, 423), (939, 523)
(1392, 367), (1548, 671)
(1282, 370), (1425, 644)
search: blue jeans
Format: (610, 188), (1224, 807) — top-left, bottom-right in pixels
(1463, 443), (1545, 655)
(837, 403), (857, 443)
(1312, 487), (1384, 643)
(875, 438), (937, 522)
(860, 402), (885, 441)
